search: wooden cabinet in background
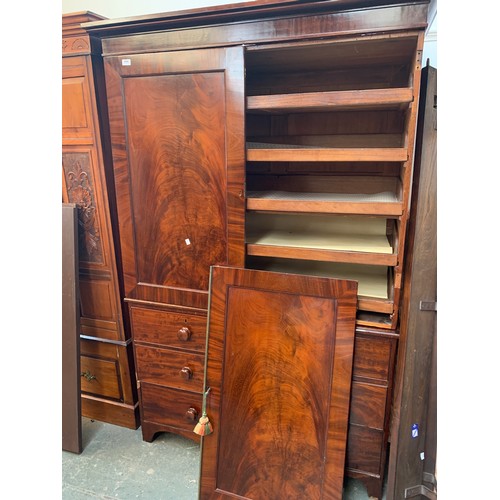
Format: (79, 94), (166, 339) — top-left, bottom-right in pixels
(62, 12), (138, 429)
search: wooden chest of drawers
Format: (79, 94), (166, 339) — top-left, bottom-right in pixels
(346, 329), (398, 498)
(79, 338), (137, 427)
(129, 304), (207, 442)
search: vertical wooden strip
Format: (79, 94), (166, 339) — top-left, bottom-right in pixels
(62, 203), (82, 454)
(225, 46), (246, 267)
(391, 30), (425, 329)
(386, 65), (437, 500)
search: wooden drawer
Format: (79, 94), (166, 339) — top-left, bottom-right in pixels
(140, 383), (203, 434)
(135, 345), (205, 392)
(80, 353), (121, 400)
(346, 425), (384, 476)
(349, 381), (387, 430)
(129, 305), (207, 351)
(352, 333), (396, 383)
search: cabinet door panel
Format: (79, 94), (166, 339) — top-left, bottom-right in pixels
(200, 266), (357, 500)
(104, 47), (245, 308)
(62, 56), (93, 143)
(124, 72), (227, 291)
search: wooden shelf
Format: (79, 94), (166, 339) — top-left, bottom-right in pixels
(246, 229), (396, 265)
(247, 190), (403, 215)
(246, 258), (393, 313)
(247, 142), (408, 162)
(247, 88), (413, 113)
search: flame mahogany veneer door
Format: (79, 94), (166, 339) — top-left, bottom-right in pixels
(200, 266), (358, 500)
(103, 47), (245, 308)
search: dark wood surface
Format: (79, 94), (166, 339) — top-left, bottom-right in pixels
(346, 329), (398, 498)
(386, 64), (437, 500)
(129, 305), (207, 352)
(79, 338), (139, 428)
(135, 345), (205, 392)
(140, 383), (203, 443)
(128, 302), (210, 442)
(247, 88), (414, 113)
(200, 266), (357, 499)
(97, 5), (426, 56)
(62, 12), (138, 428)
(62, 204), (82, 454)
(83, 1), (428, 39)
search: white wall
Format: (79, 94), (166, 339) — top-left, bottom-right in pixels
(61, 0), (249, 18)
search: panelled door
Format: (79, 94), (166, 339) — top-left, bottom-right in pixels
(200, 266), (358, 500)
(103, 47), (246, 309)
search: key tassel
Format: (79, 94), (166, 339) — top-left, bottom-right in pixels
(193, 413), (213, 436)
(193, 387), (213, 436)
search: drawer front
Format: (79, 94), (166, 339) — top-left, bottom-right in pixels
(352, 334), (395, 382)
(141, 383), (203, 433)
(129, 305), (207, 351)
(349, 381), (387, 430)
(346, 425), (384, 476)
(135, 345), (205, 392)
(80, 354), (122, 400)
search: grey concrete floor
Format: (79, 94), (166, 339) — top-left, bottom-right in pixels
(62, 418), (385, 499)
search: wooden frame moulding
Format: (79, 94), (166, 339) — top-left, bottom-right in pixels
(85, 4), (428, 55)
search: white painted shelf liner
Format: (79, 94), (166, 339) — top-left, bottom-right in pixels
(247, 190), (399, 203)
(246, 214), (393, 254)
(247, 230), (392, 254)
(252, 260), (389, 299)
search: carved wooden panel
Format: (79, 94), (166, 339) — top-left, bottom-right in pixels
(200, 266), (357, 500)
(62, 35), (90, 56)
(62, 152), (104, 264)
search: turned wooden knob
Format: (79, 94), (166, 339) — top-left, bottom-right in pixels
(185, 407), (198, 421)
(177, 326), (192, 341)
(180, 366), (193, 380)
